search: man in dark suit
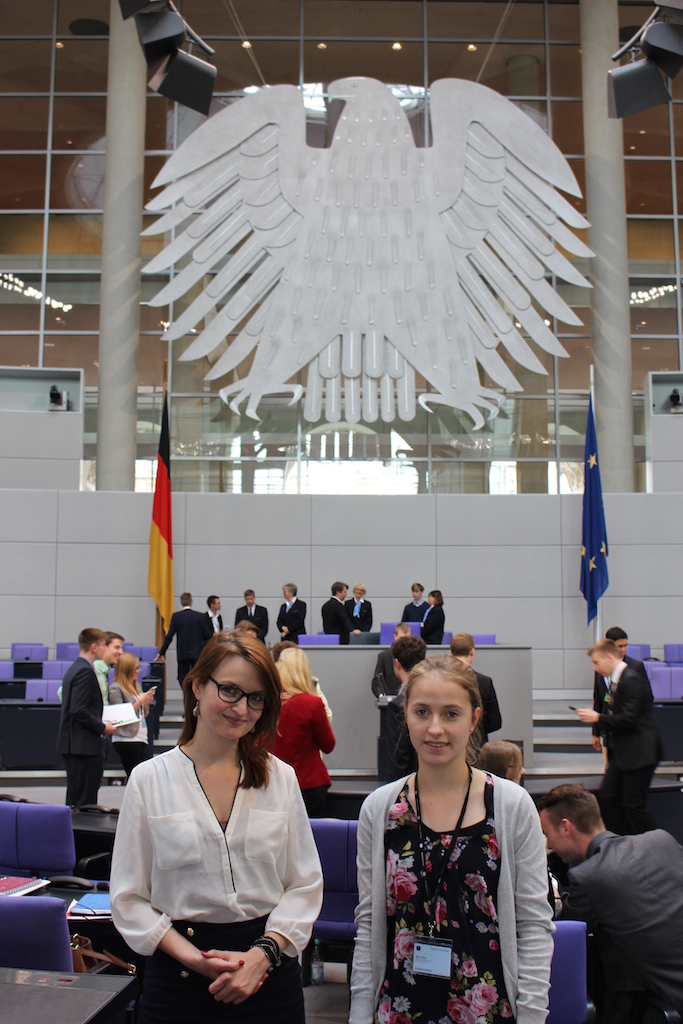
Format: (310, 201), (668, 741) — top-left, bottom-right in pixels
(57, 627), (117, 808)
(321, 581), (359, 645)
(540, 784), (683, 1023)
(576, 639), (661, 835)
(205, 595), (223, 636)
(234, 589), (268, 642)
(450, 632), (502, 743)
(371, 622), (411, 697)
(156, 592), (212, 686)
(385, 635), (427, 780)
(401, 583), (429, 623)
(591, 626), (648, 757)
(277, 583), (306, 644)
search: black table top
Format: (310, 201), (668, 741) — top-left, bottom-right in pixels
(0, 967), (136, 1024)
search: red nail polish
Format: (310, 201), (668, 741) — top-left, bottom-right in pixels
(238, 960), (245, 966)
(200, 950), (208, 954)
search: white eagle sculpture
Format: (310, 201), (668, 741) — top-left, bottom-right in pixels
(143, 77), (592, 428)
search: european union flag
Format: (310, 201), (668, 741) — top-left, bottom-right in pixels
(580, 395), (609, 624)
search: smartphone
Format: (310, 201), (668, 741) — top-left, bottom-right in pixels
(568, 705), (578, 711)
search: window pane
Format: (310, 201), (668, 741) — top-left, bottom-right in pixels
(212, 40), (300, 92)
(0, 334), (40, 366)
(0, 41), (53, 93)
(628, 220), (674, 273)
(556, 337), (592, 391)
(432, 398), (555, 459)
(43, 333), (99, 384)
(47, 214), (102, 269)
(52, 96), (107, 150)
(547, 4), (580, 41)
(426, 2), (544, 40)
(51, 152), (104, 209)
(55, 40), (108, 92)
(566, 159), (586, 215)
(549, 44), (581, 98)
(625, 160), (672, 215)
(558, 397), (588, 460)
(0, 156), (46, 209)
(0, 271), (43, 329)
(57, 0), (110, 33)
(551, 101), (583, 156)
(139, 336), (167, 388)
(629, 278), (678, 335)
(623, 105), (670, 157)
(0, 0), (55, 33)
(182, 0), (301, 36)
(146, 97), (174, 151)
(0, 98), (49, 150)
(306, 0), (422, 37)
(632, 339), (680, 386)
(43, 273), (99, 330)
(429, 43), (545, 95)
(0, 215), (44, 266)
(306, 41), (424, 88)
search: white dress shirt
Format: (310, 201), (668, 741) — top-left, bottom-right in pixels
(110, 746), (323, 957)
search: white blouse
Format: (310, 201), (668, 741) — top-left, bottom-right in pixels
(110, 746), (323, 957)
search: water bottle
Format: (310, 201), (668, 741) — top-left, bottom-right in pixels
(311, 938), (324, 985)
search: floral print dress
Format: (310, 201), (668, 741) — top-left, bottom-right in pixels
(375, 775), (512, 1024)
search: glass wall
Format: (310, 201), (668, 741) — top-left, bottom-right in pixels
(0, 0), (678, 492)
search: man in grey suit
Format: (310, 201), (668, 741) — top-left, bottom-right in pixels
(539, 784), (683, 1024)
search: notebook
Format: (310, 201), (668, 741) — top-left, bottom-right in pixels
(0, 876), (50, 896)
(68, 892), (111, 916)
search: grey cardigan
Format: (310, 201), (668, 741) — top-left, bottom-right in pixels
(349, 774), (554, 1024)
(108, 682), (148, 740)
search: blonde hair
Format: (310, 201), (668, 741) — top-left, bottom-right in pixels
(277, 647), (316, 696)
(352, 582), (366, 595)
(404, 655), (483, 762)
(114, 652), (140, 699)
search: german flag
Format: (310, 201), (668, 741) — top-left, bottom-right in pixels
(148, 391), (174, 630)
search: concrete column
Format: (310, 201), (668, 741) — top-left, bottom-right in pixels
(96, 0), (147, 490)
(580, 0), (634, 492)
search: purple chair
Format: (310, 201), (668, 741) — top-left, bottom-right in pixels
(0, 895), (73, 973)
(646, 665), (671, 700)
(547, 920), (589, 1024)
(46, 681), (62, 702)
(108, 667), (115, 683)
(299, 634), (340, 646)
(122, 642), (135, 653)
(309, 818), (358, 942)
(56, 642), (79, 661)
(25, 680), (48, 701)
(43, 661), (70, 680)
(0, 663), (13, 680)
(671, 667), (683, 699)
(473, 633), (496, 645)
(627, 643), (650, 661)
(139, 661), (151, 679)
(140, 645), (158, 661)
(127, 645), (143, 658)
(664, 644), (683, 665)
(0, 802), (76, 877)
(11, 644), (33, 661)
(442, 631), (453, 645)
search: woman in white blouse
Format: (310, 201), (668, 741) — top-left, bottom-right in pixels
(110, 632), (323, 1024)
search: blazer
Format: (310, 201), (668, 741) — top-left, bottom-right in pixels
(321, 597), (355, 645)
(234, 604), (269, 642)
(420, 604), (445, 644)
(371, 649), (400, 698)
(474, 668), (503, 743)
(345, 598), (373, 633)
(204, 611), (223, 635)
(158, 608), (211, 661)
(565, 830), (683, 1013)
(57, 656), (105, 756)
(401, 600), (429, 623)
(277, 599), (306, 643)
(595, 664), (661, 770)
(591, 654), (648, 737)
(270, 692), (336, 791)
(384, 693), (417, 780)
(108, 681), (150, 740)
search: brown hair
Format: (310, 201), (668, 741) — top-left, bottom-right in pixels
(450, 633), (475, 657)
(391, 635), (426, 672)
(178, 632), (281, 789)
(180, 593), (192, 607)
(78, 627), (106, 651)
(476, 740), (523, 781)
(271, 640), (298, 663)
(411, 583), (424, 593)
(105, 631), (125, 645)
(404, 655), (483, 762)
(537, 784), (604, 834)
(115, 652), (141, 699)
(235, 619), (260, 638)
(331, 581), (348, 596)
(588, 639), (620, 659)
(394, 622), (411, 638)
(428, 590), (444, 606)
(244, 589), (255, 599)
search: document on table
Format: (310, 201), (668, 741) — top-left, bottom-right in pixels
(102, 703), (137, 728)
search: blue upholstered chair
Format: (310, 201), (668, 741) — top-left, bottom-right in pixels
(303, 818), (359, 984)
(0, 662), (13, 679)
(56, 642), (79, 661)
(0, 895), (73, 972)
(0, 802), (76, 878)
(473, 633), (496, 645)
(646, 664), (672, 699)
(547, 920), (590, 1024)
(299, 634), (340, 646)
(24, 680), (49, 701)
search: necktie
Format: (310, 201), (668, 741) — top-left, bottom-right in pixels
(354, 601), (361, 616)
(422, 606), (430, 622)
(249, 607), (253, 617)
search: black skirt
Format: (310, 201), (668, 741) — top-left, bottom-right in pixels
(137, 916), (305, 1024)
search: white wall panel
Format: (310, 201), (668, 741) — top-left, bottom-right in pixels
(57, 492), (153, 544)
(312, 495), (436, 546)
(186, 494), (311, 547)
(0, 542), (57, 596)
(436, 546), (562, 598)
(0, 490), (58, 542)
(55, 543), (149, 597)
(436, 495), (562, 546)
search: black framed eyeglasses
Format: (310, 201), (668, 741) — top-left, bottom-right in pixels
(209, 678), (267, 711)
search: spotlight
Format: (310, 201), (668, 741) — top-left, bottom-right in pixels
(608, 59), (670, 119)
(135, 8), (185, 66)
(641, 20), (683, 78)
(149, 49), (217, 116)
(118, 0), (166, 19)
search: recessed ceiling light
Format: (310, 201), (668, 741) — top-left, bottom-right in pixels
(467, 44), (477, 52)
(55, 41), (64, 48)
(242, 40), (252, 49)
(66, 139), (72, 145)
(392, 42), (402, 50)
(639, 129), (646, 134)
(630, 145), (636, 150)
(317, 42), (327, 49)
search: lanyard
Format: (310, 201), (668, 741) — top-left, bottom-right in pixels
(414, 766), (472, 937)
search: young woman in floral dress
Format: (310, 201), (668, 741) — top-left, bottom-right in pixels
(350, 656), (553, 1024)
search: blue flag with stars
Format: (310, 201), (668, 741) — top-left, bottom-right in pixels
(580, 395), (609, 624)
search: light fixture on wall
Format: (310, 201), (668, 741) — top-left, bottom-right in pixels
(608, 2), (683, 118)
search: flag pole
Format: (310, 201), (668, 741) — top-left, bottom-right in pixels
(589, 365), (602, 644)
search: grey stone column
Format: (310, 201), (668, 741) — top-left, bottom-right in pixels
(580, 0), (634, 492)
(96, 0), (147, 490)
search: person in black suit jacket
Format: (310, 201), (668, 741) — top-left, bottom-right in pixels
(450, 632), (502, 743)
(401, 583), (429, 623)
(321, 581), (359, 645)
(156, 592), (212, 685)
(591, 626), (648, 755)
(576, 639), (661, 835)
(57, 627), (117, 808)
(371, 623), (411, 697)
(204, 595), (223, 637)
(420, 589), (445, 644)
(277, 583), (307, 644)
(539, 784), (683, 1023)
(234, 589), (269, 642)
(384, 636), (427, 780)
(345, 582), (373, 633)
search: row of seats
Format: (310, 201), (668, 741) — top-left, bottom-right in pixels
(645, 663), (683, 700)
(11, 642), (158, 662)
(298, 627), (497, 647)
(4, 663), (154, 702)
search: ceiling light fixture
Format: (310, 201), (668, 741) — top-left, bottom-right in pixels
(242, 39), (252, 48)
(467, 44), (477, 52)
(392, 42), (402, 51)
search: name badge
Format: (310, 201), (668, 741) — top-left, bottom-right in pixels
(412, 937), (453, 979)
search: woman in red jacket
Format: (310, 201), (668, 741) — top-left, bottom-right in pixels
(271, 648), (335, 817)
